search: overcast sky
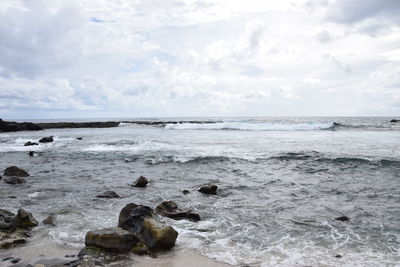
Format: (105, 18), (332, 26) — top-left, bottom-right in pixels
(1, 0), (400, 119)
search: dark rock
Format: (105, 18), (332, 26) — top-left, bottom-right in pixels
(78, 248), (87, 259)
(39, 136), (54, 143)
(10, 258), (20, 263)
(85, 227), (140, 253)
(43, 215), (56, 226)
(155, 201), (200, 222)
(335, 216), (350, 222)
(390, 119), (399, 123)
(0, 237), (27, 249)
(65, 254), (75, 258)
(4, 166), (30, 177)
(4, 177), (26, 184)
(198, 185), (218, 195)
(76, 137), (83, 140)
(24, 141), (38, 146)
(118, 203), (178, 251)
(28, 151), (40, 157)
(0, 119), (43, 132)
(335, 254), (342, 258)
(10, 209), (39, 229)
(131, 176), (149, 187)
(2, 256), (13, 261)
(182, 190), (190, 195)
(96, 191), (121, 199)
(0, 175), (1, 180)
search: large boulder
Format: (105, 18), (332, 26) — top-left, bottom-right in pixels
(131, 176), (148, 187)
(39, 136), (54, 143)
(155, 201), (200, 222)
(85, 227), (140, 253)
(118, 203), (178, 251)
(10, 209), (39, 229)
(4, 166), (29, 177)
(198, 185), (218, 195)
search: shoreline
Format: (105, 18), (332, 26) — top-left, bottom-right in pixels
(0, 238), (232, 267)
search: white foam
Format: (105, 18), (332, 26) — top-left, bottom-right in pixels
(165, 122), (335, 131)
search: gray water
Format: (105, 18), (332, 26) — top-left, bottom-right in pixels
(1, 117), (400, 266)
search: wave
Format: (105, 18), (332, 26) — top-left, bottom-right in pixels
(165, 122), (335, 131)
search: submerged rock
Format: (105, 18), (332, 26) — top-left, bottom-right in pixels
(335, 216), (350, 222)
(96, 191), (121, 199)
(4, 166), (30, 177)
(131, 176), (149, 187)
(4, 177), (26, 184)
(85, 227), (140, 253)
(77, 137), (83, 140)
(39, 136), (54, 143)
(155, 201), (200, 222)
(198, 185), (218, 195)
(43, 215), (56, 226)
(24, 141), (38, 146)
(28, 151), (40, 157)
(118, 203), (178, 251)
(182, 190), (190, 195)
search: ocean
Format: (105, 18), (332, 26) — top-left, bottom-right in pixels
(1, 117), (399, 266)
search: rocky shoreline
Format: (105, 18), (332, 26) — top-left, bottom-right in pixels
(0, 119), (220, 133)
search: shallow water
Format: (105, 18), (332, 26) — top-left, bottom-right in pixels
(1, 117), (400, 266)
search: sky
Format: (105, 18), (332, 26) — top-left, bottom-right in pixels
(0, 0), (400, 119)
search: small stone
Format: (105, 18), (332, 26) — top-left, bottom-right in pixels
(10, 258), (20, 263)
(335, 254), (342, 258)
(182, 190), (190, 195)
(96, 191), (121, 199)
(38, 136), (54, 143)
(335, 216), (349, 222)
(65, 254), (75, 258)
(76, 137), (83, 140)
(43, 215), (56, 226)
(131, 176), (148, 187)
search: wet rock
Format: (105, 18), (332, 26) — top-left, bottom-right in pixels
(118, 203), (178, 251)
(39, 136), (54, 143)
(335, 254), (342, 258)
(0, 119), (43, 132)
(4, 166), (30, 177)
(24, 141), (39, 146)
(33, 258), (71, 267)
(43, 215), (56, 226)
(131, 176), (149, 187)
(0, 175), (2, 180)
(10, 209), (39, 229)
(390, 119), (399, 123)
(10, 258), (20, 263)
(28, 151), (40, 157)
(85, 227), (140, 253)
(4, 177), (26, 184)
(198, 185), (218, 195)
(335, 216), (350, 222)
(76, 137), (83, 140)
(96, 191), (121, 199)
(155, 201), (200, 222)
(78, 248), (87, 259)
(182, 190), (190, 195)
(0, 236), (27, 249)
(2, 256), (14, 261)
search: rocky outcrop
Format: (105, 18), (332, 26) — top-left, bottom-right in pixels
(85, 227), (140, 253)
(155, 201), (200, 222)
(10, 209), (39, 229)
(4, 166), (30, 177)
(0, 119), (42, 132)
(96, 191), (121, 198)
(390, 119), (400, 123)
(198, 185), (218, 195)
(39, 136), (54, 143)
(131, 176), (149, 187)
(24, 141), (38, 146)
(118, 203), (178, 252)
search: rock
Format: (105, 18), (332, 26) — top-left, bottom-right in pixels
(0, 237), (27, 249)
(10, 258), (20, 263)
(4, 177), (26, 184)
(29, 151), (40, 157)
(390, 119), (399, 123)
(198, 185), (218, 195)
(10, 209), (39, 229)
(43, 215), (56, 226)
(155, 201), (200, 222)
(0, 175), (2, 180)
(2, 256), (14, 261)
(0, 119), (43, 132)
(131, 176), (149, 187)
(335, 216), (349, 222)
(76, 137), (83, 140)
(118, 203), (178, 251)
(4, 166), (30, 177)
(24, 141), (39, 146)
(182, 190), (190, 195)
(39, 136), (54, 143)
(335, 254), (342, 258)
(85, 227), (140, 253)
(96, 191), (121, 199)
